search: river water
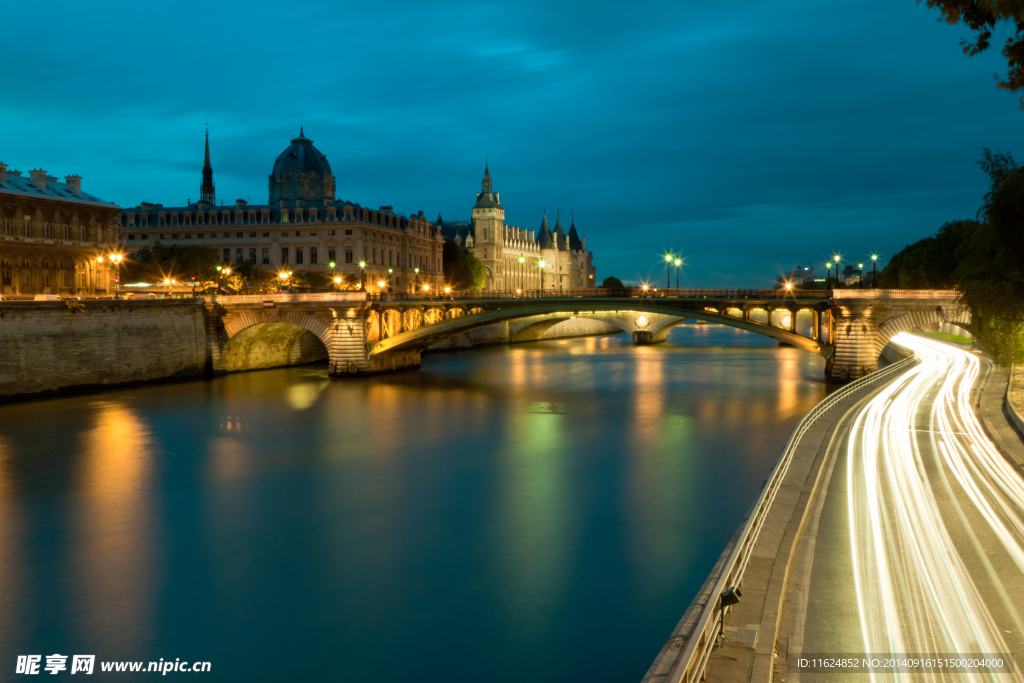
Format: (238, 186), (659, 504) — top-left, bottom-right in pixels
(0, 324), (825, 681)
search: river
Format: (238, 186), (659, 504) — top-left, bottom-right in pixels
(0, 324), (825, 681)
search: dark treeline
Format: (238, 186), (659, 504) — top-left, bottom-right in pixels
(880, 150), (1024, 362)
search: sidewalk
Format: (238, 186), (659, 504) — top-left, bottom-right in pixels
(975, 359), (1024, 471)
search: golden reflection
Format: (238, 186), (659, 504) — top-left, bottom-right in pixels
(0, 436), (23, 649)
(632, 348), (665, 448)
(286, 379), (330, 410)
(209, 437), (251, 482)
(74, 400), (155, 648)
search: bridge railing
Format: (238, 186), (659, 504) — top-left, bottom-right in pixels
(660, 352), (918, 683)
(368, 288), (831, 302)
(204, 292), (366, 304)
(833, 289), (959, 299)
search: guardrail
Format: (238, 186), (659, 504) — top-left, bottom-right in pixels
(204, 292), (366, 304)
(662, 352), (918, 683)
(368, 288), (831, 302)
(833, 289), (959, 299)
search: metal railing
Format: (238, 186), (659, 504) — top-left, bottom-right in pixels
(205, 292), (366, 304)
(662, 352), (918, 683)
(834, 289), (959, 300)
(368, 288), (831, 302)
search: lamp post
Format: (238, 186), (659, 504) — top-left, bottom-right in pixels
(358, 260), (366, 290)
(665, 253), (673, 289)
(334, 276), (341, 291)
(278, 271), (288, 293)
(329, 260), (336, 291)
(858, 263), (863, 289)
(414, 267), (420, 294)
(378, 279), (387, 297)
(109, 253), (123, 298)
(387, 267), (394, 293)
(674, 258), (681, 289)
(833, 255), (840, 290)
(871, 254), (878, 288)
(518, 255), (525, 294)
(538, 259), (546, 292)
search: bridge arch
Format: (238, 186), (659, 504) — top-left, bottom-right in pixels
(370, 300), (826, 360)
(874, 306), (972, 358)
(216, 309), (333, 373)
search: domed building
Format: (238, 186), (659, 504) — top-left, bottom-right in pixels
(268, 129), (336, 204)
(118, 128), (444, 294)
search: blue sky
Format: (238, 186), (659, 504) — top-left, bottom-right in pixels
(1, 0), (1020, 286)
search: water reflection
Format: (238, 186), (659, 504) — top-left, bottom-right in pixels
(0, 325), (825, 682)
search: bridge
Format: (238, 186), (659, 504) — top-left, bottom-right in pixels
(203, 288), (968, 381)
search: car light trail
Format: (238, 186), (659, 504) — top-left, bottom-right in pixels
(846, 333), (1024, 683)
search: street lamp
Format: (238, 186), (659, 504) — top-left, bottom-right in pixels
(109, 253), (123, 297)
(871, 254), (878, 288)
(359, 260), (366, 291)
(665, 253), (673, 289)
(858, 262), (864, 289)
(387, 267), (394, 292)
(538, 259), (546, 291)
(674, 257), (681, 289)
(378, 279), (386, 295)
(833, 255), (840, 289)
(414, 267), (420, 293)
(334, 276), (341, 291)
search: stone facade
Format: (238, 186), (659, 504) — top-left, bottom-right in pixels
(0, 299), (207, 398)
(118, 129), (444, 294)
(0, 163), (122, 297)
(443, 166), (597, 291)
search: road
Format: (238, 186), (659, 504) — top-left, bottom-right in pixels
(788, 333), (1024, 683)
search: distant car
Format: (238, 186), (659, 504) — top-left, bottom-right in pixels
(129, 293), (154, 299)
(33, 294), (61, 301)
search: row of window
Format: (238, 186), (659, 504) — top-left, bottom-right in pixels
(4, 219), (91, 242)
(124, 229), (356, 241)
(0, 259), (82, 288)
(122, 208), (352, 227)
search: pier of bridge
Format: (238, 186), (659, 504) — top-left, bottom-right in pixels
(202, 288), (966, 380)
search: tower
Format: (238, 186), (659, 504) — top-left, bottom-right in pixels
(471, 162), (505, 288)
(199, 128), (215, 206)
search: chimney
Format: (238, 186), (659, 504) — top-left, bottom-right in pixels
(582, 236), (587, 250)
(236, 199), (247, 209)
(0, 163), (6, 184)
(494, 192), (500, 204)
(64, 175), (82, 194)
(29, 169), (47, 190)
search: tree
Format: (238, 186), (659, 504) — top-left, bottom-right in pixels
(442, 239), (487, 290)
(122, 244), (221, 285)
(295, 270), (332, 290)
(877, 219), (978, 289)
(601, 276), (625, 289)
(924, 1), (1024, 105)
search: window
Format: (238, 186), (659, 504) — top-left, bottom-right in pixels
(310, 247), (317, 264)
(22, 261), (31, 285)
(249, 248), (256, 263)
(184, 233), (192, 239)
(249, 232), (256, 238)
(223, 248), (230, 262)
(171, 233), (179, 239)
(3, 219), (10, 235)
(78, 272), (86, 288)
(329, 247), (337, 263)
(24, 219), (31, 237)
(295, 212), (302, 223)
(328, 230), (336, 236)
(310, 213), (317, 223)
(345, 229), (352, 235)
(281, 247), (289, 263)
(197, 233), (204, 238)
(62, 225), (69, 240)
(1, 260), (10, 286)
(296, 248), (304, 264)
(233, 248), (241, 263)
(236, 232), (243, 238)
(141, 234), (149, 240)
(373, 247), (377, 264)
(310, 231), (317, 236)
(60, 269), (70, 288)
(43, 223), (51, 238)
(160, 234), (167, 240)
(223, 232), (229, 238)
(210, 232), (217, 238)
(296, 231), (303, 237)
(282, 212), (289, 223)
(281, 232), (289, 237)
(80, 226), (86, 241)
(41, 264), (50, 287)
(262, 248), (270, 265)
(262, 232), (269, 238)
(345, 247), (353, 263)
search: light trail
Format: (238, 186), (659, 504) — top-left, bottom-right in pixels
(846, 333), (1024, 683)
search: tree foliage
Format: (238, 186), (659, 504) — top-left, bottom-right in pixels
(880, 149), (1024, 362)
(123, 244), (221, 284)
(442, 239), (487, 290)
(601, 276), (625, 289)
(924, 0), (1024, 105)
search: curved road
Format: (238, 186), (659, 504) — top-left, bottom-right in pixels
(790, 333), (1024, 682)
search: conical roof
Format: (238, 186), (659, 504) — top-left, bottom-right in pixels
(536, 214), (555, 249)
(568, 216), (583, 251)
(553, 215), (568, 251)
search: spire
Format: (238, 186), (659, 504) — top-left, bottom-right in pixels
(200, 126), (215, 206)
(481, 160), (492, 195)
(568, 212), (583, 251)
(553, 213), (568, 251)
(536, 213), (555, 249)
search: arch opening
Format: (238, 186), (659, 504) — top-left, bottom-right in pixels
(221, 322), (329, 373)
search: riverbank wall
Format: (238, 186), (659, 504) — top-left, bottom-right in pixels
(0, 299), (207, 400)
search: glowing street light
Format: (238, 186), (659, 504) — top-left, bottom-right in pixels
(109, 253), (123, 297)
(538, 259), (547, 291)
(359, 260), (366, 291)
(414, 266), (420, 293)
(674, 257), (682, 289)
(334, 276), (342, 291)
(665, 253), (673, 289)
(871, 254), (879, 288)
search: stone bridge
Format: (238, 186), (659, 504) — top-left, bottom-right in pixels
(203, 288), (968, 381)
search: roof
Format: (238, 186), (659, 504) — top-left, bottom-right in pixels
(553, 216), (568, 251)
(0, 172), (120, 209)
(270, 129), (332, 179)
(536, 214), (555, 249)
(474, 191), (501, 210)
(439, 218), (474, 241)
(568, 219), (583, 251)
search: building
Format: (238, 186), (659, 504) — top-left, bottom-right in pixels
(118, 129), (444, 293)
(0, 163), (121, 297)
(441, 165), (596, 291)
(774, 262), (823, 289)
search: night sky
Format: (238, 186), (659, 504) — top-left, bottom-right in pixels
(1, 0), (1020, 287)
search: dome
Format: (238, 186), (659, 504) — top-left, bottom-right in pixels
(268, 128), (334, 203)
